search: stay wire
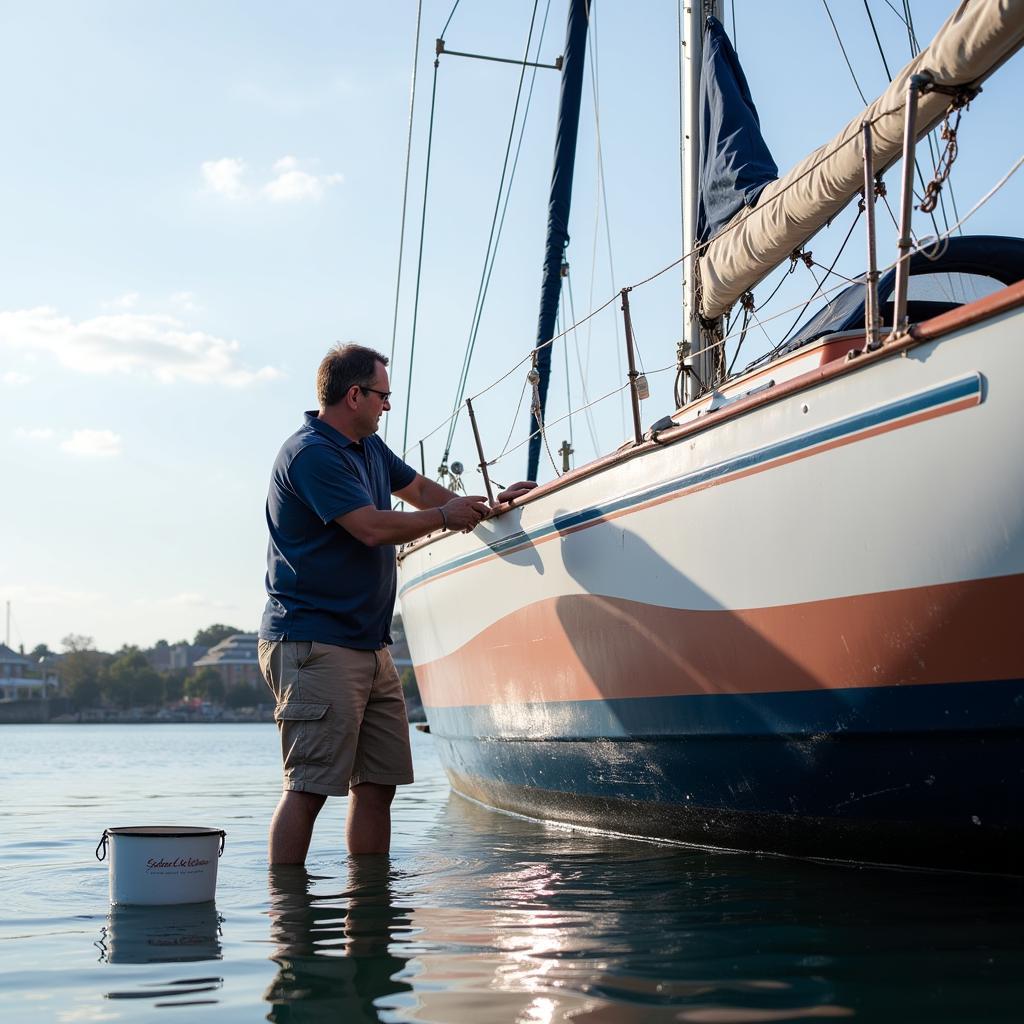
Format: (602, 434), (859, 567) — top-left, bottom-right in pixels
(903, 0), (961, 233)
(385, 0), (423, 443)
(749, 206), (863, 368)
(440, 0), (461, 38)
(400, 57), (441, 458)
(560, 288), (574, 456)
(587, 4), (626, 412)
(566, 268), (600, 454)
(862, 0), (943, 238)
(822, 0), (868, 105)
(443, 0), (548, 459)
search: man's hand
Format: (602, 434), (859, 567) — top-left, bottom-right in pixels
(495, 480), (537, 505)
(442, 495), (490, 531)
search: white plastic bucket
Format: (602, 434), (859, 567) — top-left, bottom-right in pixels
(96, 826), (226, 906)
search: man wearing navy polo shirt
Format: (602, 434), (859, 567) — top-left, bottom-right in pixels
(259, 343), (533, 864)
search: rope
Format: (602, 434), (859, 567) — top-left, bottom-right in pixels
(528, 359), (561, 476)
(384, 0), (423, 443)
(928, 152), (1024, 238)
(442, 0), (549, 461)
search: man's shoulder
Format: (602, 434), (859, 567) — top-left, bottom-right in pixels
(276, 424), (336, 468)
(364, 434), (405, 464)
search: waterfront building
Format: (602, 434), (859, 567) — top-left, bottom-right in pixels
(192, 634), (261, 689)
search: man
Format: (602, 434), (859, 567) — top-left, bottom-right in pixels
(258, 343), (533, 864)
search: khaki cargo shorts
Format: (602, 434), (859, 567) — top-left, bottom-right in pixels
(258, 639), (414, 796)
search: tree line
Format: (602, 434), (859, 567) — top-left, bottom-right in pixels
(37, 624), (268, 712)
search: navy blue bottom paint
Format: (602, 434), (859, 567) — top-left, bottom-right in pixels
(426, 680), (1024, 872)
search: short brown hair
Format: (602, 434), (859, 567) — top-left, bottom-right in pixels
(317, 343), (388, 408)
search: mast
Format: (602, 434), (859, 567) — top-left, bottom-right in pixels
(527, 0), (590, 481)
(681, 0), (722, 402)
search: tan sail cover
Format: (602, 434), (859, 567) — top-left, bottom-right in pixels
(698, 0), (1024, 319)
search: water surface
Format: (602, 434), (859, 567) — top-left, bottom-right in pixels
(2, 724), (1021, 1022)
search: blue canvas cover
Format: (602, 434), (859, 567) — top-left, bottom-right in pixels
(698, 17), (778, 243)
(782, 235), (1024, 353)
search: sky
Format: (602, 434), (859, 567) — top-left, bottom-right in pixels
(2, 0), (1021, 654)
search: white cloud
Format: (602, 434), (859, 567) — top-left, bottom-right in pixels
(106, 291), (140, 310)
(3, 583), (103, 606)
(0, 306), (281, 386)
(201, 157), (247, 199)
(201, 154), (342, 203)
(61, 429), (122, 457)
(273, 156), (298, 173)
(14, 427), (55, 440)
(170, 291), (202, 313)
(1, 370), (31, 386)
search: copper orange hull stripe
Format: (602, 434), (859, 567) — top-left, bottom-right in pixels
(415, 572), (1024, 709)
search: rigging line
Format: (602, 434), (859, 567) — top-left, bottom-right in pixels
(560, 288), (574, 453)
(587, 3), (628, 395)
(862, 0), (893, 80)
(400, 58), (442, 458)
(440, 0), (461, 39)
(752, 207), (863, 367)
(931, 152), (1024, 238)
(492, 371), (532, 462)
(727, 258), (795, 373)
(384, 0), (423, 443)
(566, 268), (601, 454)
(443, 0), (546, 458)
(495, 380), (632, 463)
(469, 289), (619, 404)
(821, 0), (868, 105)
(898, 0), (952, 235)
(903, 0), (961, 233)
(862, 0), (943, 238)
(730, 0), (737, 51)
(881, 0), (910, 27)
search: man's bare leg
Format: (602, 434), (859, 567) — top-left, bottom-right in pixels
(346, 782), (396, 855)
(269, 790), (327, 864)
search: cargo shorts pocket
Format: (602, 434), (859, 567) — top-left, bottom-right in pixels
(275, 701), (331, 768)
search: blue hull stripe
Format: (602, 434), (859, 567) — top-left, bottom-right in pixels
(400, 373), (980, 596)
(424, 677), (1024, 741)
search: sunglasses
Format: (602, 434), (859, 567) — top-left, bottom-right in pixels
(359, 386), (392, 402)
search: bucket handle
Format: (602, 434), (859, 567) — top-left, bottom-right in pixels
(93, 828), (225, 859)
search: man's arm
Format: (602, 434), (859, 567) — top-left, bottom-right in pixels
(336, 492), (490, 547)
(396, 473), (538, 510)
(394, 473), (457, 511)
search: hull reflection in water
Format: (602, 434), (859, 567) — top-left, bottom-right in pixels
(261, 791), (1024, 1024)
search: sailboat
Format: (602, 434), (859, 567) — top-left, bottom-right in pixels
(396, 0), (1024, 873)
